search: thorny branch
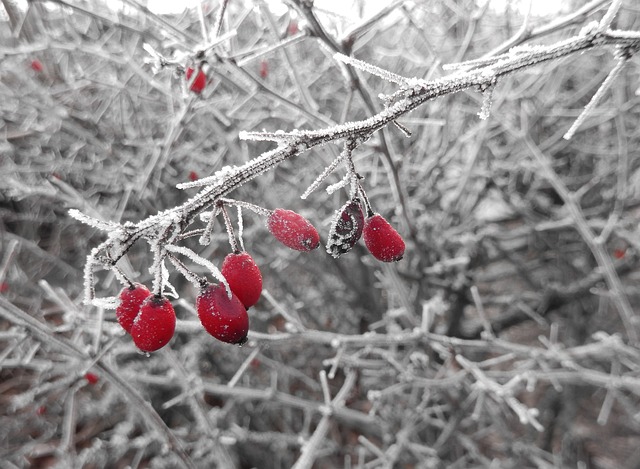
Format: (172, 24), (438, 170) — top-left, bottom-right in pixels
(5, 1), (640, 467)
(77, 27), (640, 305)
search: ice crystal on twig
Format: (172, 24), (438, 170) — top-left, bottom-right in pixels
(177, 165), (238, 190)
(598, 0), (624, 34)
(236, 206), (245, 252)
(301, 139), (356, 199)
(165, 245), (230, 295)
(301, 153), (345, 200)
(564, 54), (629, 140)
(69, 209), (119, 232)
(334, 53), (412, 87)
(326, 173), (351, 195)
(198, 205), (221, 246)
(478, 84), (495, 120)
(159, 260), (179, 299)
(219, 199), (272, 217)
(239, 130), (299, 142)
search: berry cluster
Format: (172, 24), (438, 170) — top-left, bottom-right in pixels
(116, 284), (176, 352)
(115, 249), (262, 352)
(325, 196), (405, 262)
(267, 201), (404, 262)
(113, 197), (402, 352)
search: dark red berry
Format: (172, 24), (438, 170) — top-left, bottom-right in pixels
(221, 251), (263, 308)
(267, 208), (320, 252)
(36, 405), (47, 416)
(363, 214), (405, 262)
(197, 284), (249, 345)
(116, 283), (152, 334)
(131, 295), (176, 352)
(326, 199), (365, 258)
(0, 282), (8, 293)
(186, 66), (207, 94)
(189, 170), (199, 181)
(84, 372), (99, 385)
(30, 59), (43, 72)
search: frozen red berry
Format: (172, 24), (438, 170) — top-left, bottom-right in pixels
(30, 59), (43, 72)
(84, 372), (99, 385)
(197, 283), (249, 345)
(186, 66), (207, 94)
(326, 199), (365, 258)
(130, 295), (176, 352)
(221, 251), (263, 308)
(116, 283), (152, 333)
(267, 208), (320, 252)
(363, 214), (405, 262)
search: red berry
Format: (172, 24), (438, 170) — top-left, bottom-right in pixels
(84, 372), (99, 385)
(197, 284), (249, 345)
(0, 282), (8, 293)
(267, 208), (320, 252)
(30, 59), (43, 72)
(116, 283), (152, 333)
(36, 405), (47, 416)
(287, 20), (299, 36)
(130, 295), (176, 352)
(326, 199), (365, 258)
(221, 251), (263, 308)
(259, 60), (268, 79)
(613, 248), (626, 259)
(189, 170), (199, 181)
(186, 66), (207, 94)
(363, 214), (405, 262)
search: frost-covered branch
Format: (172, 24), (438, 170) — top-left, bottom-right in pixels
(76, 27), (640, 304)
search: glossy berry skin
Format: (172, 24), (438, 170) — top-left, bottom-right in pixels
(363, 214), (405, 262)
(267, 208), (320, 252)
(221, 252), (263, 308)
(130, 295), (176, 352)
(186, 66), (206, 94)
(326, 199), (365, 258)
(197, 284), (249, 345)
(116, 283), (152, 333)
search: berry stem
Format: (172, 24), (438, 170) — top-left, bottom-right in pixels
(342, 139), (360, 200)
(236, 205), (246, 252)
(219, 202), (240, 253)
(166, 252), (207, 289)
(357, 184), (375, 218)
(219, 198), (272, 217)
(111, 264), (134, 289)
